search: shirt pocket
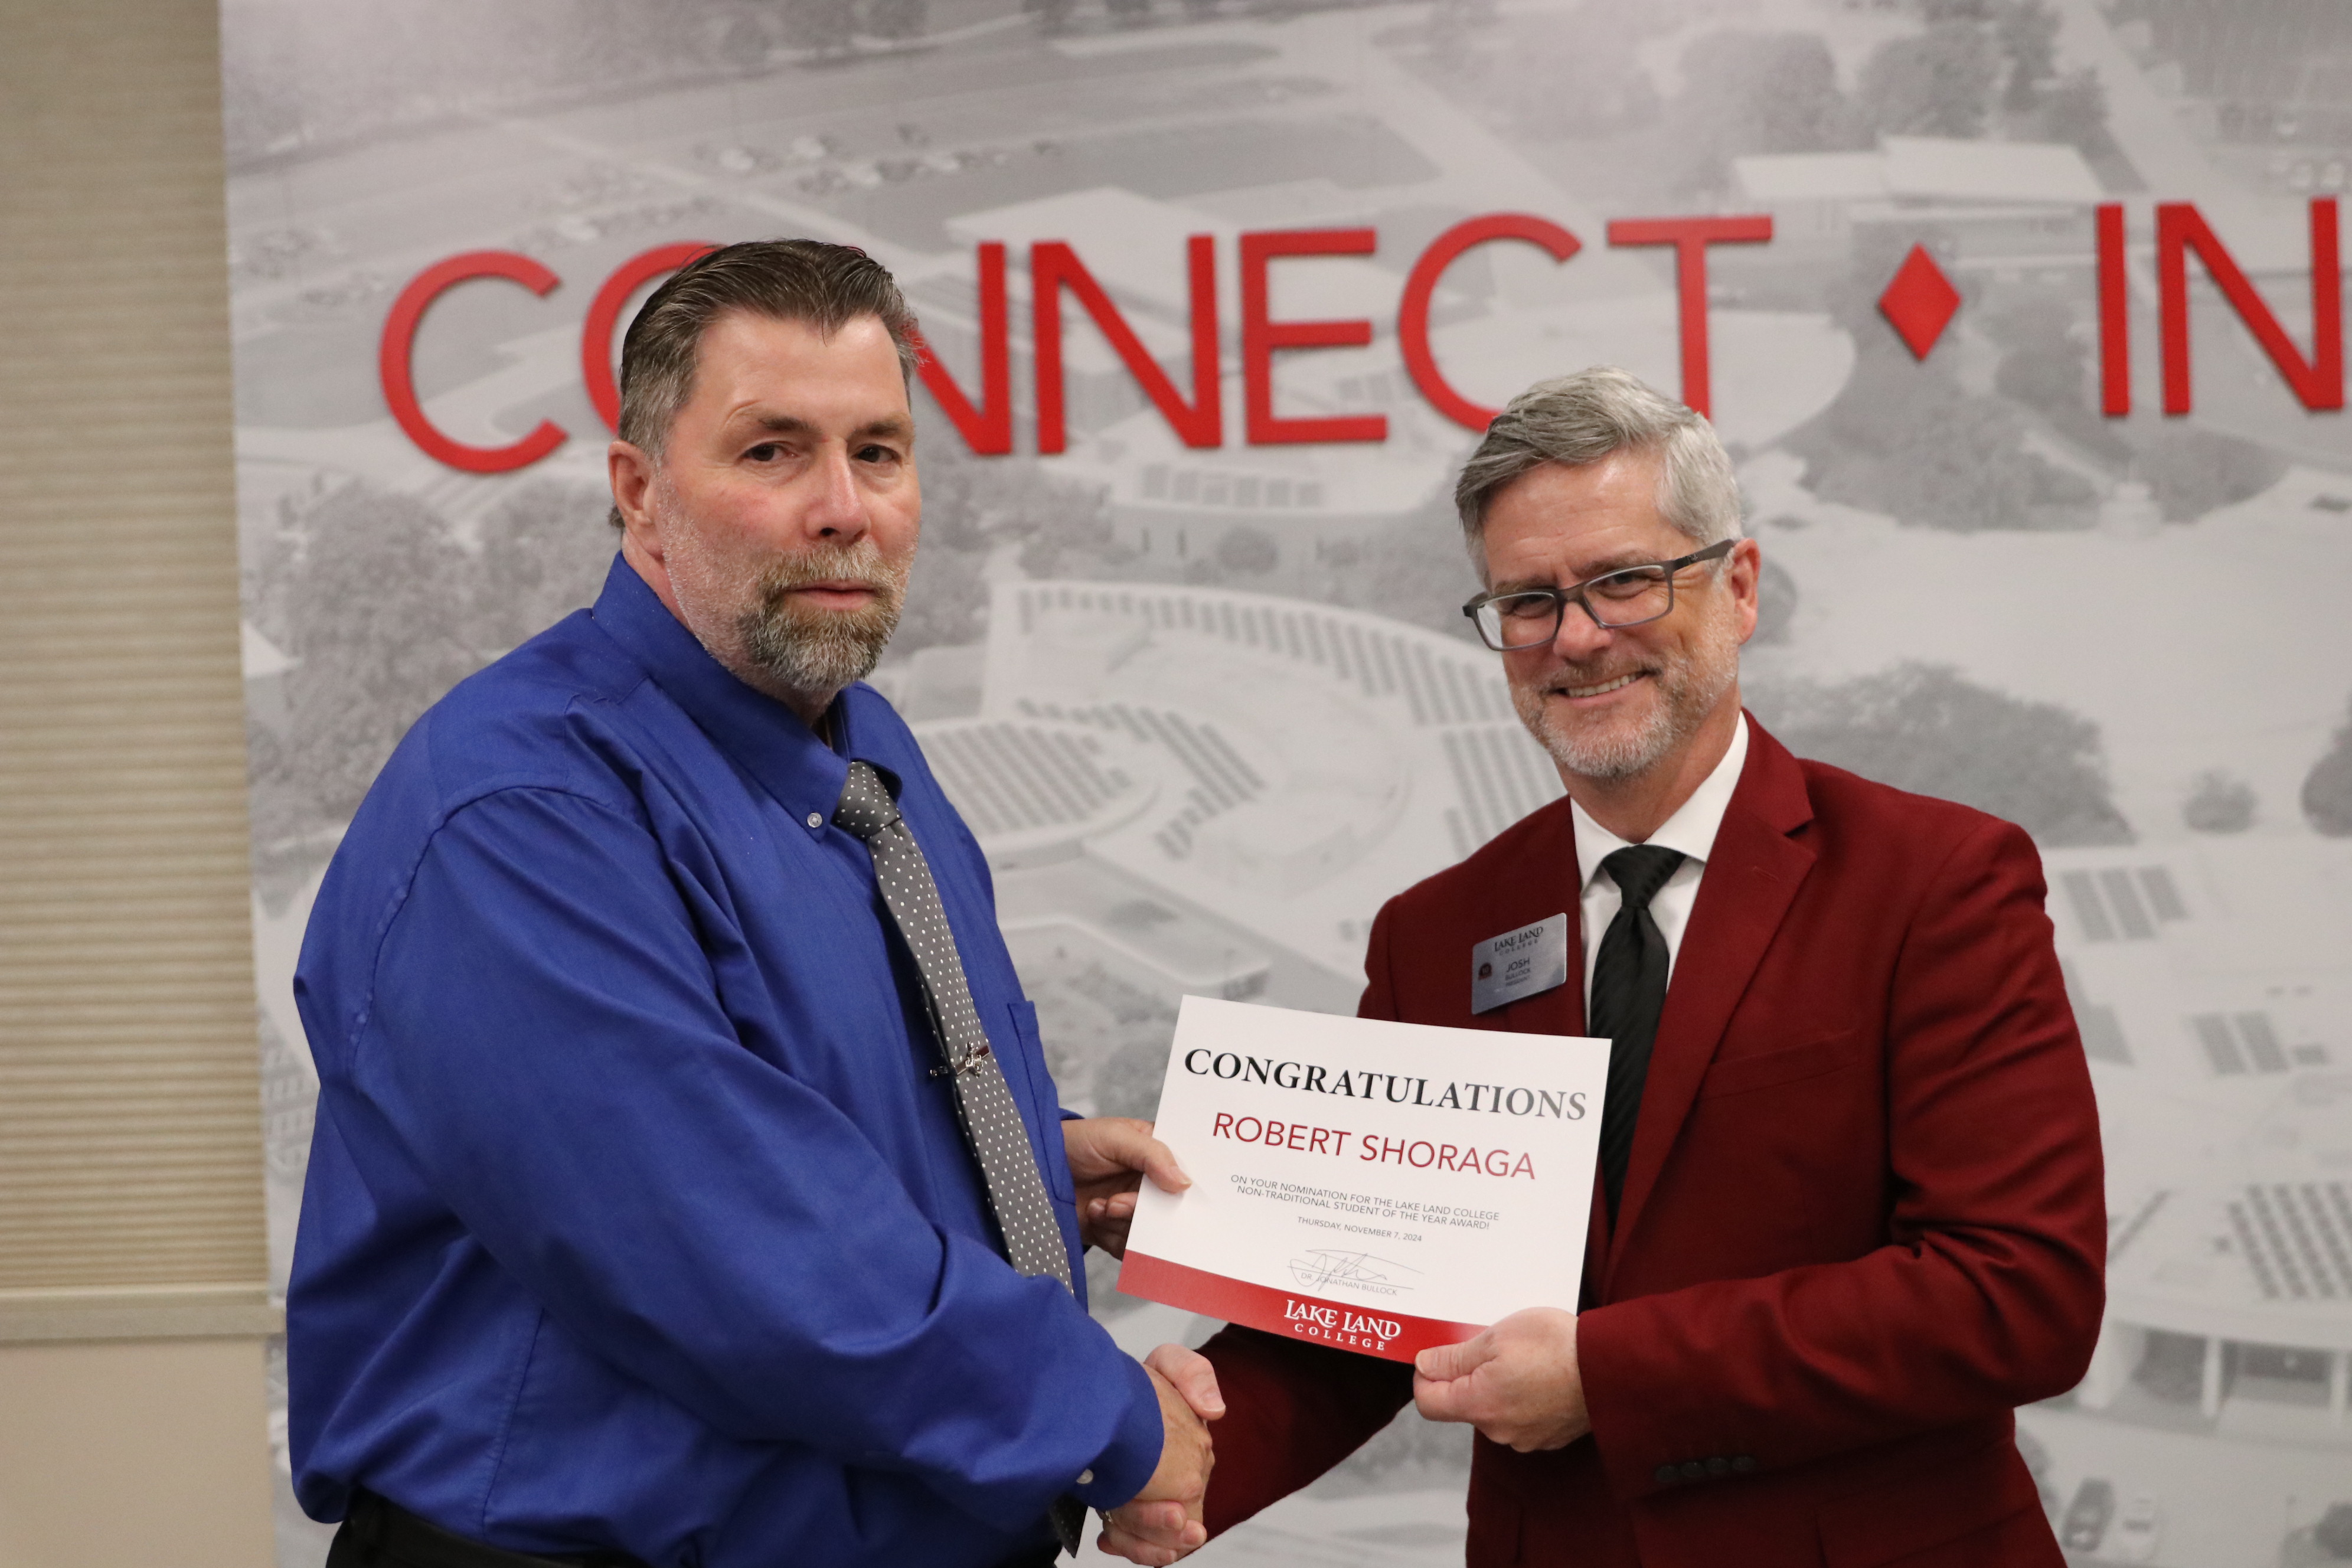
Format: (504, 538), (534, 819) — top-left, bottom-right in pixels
(1696, 1028), (1863, 1100)
(1004, 998), (1075, 1203)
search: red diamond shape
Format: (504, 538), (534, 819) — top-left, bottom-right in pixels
(1879, 244), (1960, 360)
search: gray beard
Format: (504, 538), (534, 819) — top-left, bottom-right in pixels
(734, 545), (907, 698)
(1512, 610), (1741, 783)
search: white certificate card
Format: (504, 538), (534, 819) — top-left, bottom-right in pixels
(1119, 995), (1610, 1363)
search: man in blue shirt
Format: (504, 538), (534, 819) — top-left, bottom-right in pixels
(290, 240), (1219, 1568)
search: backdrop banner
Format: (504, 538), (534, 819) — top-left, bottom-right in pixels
(218, 1), (2352, 1562)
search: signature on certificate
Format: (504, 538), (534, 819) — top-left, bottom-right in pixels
(1288, 1249), (1420, 1295)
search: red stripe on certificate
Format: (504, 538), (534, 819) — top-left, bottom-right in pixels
(1117, 1251), (1485, 1364)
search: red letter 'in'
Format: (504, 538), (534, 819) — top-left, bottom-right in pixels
(2096, 203), (2130, 416)
(1604, 215), (1772, 418)
(382, 251), (567, 473)
(1032, 237), (1220, 453)
(583, 242), (719, 435)
(1399, 214), (1582, 432)
(2157, 197), (2342, 414)
(1240, 228), (1386, 445)
(912, 241), (1014, 456)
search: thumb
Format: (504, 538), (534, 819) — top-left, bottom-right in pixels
(1135, 1127), (1191, 1194)
(1145, 1342), (1225, 1419)
(1415, 1329), (1496, 1384)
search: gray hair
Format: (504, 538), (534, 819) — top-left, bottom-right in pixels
(1453, 366), (1742, 549)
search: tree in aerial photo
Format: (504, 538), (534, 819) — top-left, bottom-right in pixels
(1788, 226), (2101, 533)
(2181, 769), (2257, 834)
(1750, 662), (2133, 847)
(2304, 698), (2352, 837)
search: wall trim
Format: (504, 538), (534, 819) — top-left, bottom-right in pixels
(0, 1284), (282, 1344)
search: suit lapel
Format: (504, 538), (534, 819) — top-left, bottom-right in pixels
(1605, 721), (1816, 1284)
(1475, 800), (1586, 1039)
(1464, 803), (1606, 1292)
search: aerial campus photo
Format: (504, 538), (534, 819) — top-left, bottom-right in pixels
(219, 0), (2352, 1562)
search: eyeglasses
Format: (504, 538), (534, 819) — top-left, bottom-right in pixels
(1461, 538), (1735, 652)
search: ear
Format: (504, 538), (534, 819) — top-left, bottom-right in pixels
(608, 440), (662, 560)
(1727, 537), (1762, 646)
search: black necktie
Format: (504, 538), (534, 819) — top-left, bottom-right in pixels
(834, 762), (1087, 1554)
(1589, 845), (1687, 1221)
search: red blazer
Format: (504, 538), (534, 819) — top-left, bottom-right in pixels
(1197, 718), (2105, 1567)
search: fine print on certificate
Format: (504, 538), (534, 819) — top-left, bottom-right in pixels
(1119, 995), (1611, 1364)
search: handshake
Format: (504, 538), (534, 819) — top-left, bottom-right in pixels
(1070, 1116), (1594, 1564)
(1068, 1119), (1224, 1564)
(1094, 1342), (1222, 1566)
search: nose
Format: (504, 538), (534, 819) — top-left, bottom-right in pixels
(1547, 596), (1615, 663)
(805, 443), (868, 541)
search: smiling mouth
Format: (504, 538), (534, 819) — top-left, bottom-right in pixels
(1557, 672), (1646, 700)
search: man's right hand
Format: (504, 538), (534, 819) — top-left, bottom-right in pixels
(1096, 1344), (1221, 1566)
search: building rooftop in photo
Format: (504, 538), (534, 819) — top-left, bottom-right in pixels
(1881, 136), (2105, 206)
(1733, 136), (2103, 210)
(2041, 838), (2352, 1353)
(1730, 149), (1889, 204)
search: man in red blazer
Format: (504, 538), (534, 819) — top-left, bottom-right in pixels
(1176, 368), (2106, 1567)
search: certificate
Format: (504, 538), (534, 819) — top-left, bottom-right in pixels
(1118, 995), (1610, 1363)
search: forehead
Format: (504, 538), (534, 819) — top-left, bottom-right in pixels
(680, 309), (909, 425)
(1479, 453), (1683, 580)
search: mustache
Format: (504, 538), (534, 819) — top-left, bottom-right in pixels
(1541, 659), (1657, 692)
(752, 541), (905, 602)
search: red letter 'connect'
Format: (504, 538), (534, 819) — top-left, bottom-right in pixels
(1399, 214), (1582, 432)
(582, 242), (718, 435)
(1240, 228), (1386, 445)
(576, 240), (705, 435)
(381, 251), (568, 473)
(1032, 237), (1221, 453)
(912, 241), (1014, 456)
(1604, 214), (1772, 419)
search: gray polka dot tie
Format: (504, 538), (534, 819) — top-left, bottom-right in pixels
(837, 765), (1087, 1554)
(834, 761), (1074, 1294)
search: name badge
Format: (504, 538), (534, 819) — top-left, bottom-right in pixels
(1470, 914), (1570, 1015)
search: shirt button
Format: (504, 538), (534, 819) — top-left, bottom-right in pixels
(1077, 1469), (1094, 1485)
(1680, 1461), (1706, 1481)
(1654, 1465), (1679, 1485)
(806, 812), (823, 829)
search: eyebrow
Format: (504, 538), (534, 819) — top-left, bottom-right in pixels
(733, 412), (916, 443)
(1490, 553), (1667, 595)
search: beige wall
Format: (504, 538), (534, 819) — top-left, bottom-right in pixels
(0, 1340), (273, 1568)
(0, 0), (277, 1564)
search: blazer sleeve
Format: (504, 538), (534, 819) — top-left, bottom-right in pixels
(1197, 896), (1416, 1534)
(1576, 818), (2106, 1500)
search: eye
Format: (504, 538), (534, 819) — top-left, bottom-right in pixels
(855, 442), (903, 465)
(744, 442), (784, 463)
(1591, 567), (1668, 599)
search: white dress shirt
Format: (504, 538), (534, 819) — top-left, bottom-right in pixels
(1570, 714), (1749, 1006)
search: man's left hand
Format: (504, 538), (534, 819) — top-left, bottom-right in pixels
(1096, 1344), (1223, 1565)
(1412, 1306), (1590, 1452)
(1063, 1118), (1188, 1256)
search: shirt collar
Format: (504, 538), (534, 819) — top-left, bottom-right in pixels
(589, 554), (898, 823)
(1570, 713), (1749, 890)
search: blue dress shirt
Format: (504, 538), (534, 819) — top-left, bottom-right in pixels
(288, 557), (1161, 1567)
